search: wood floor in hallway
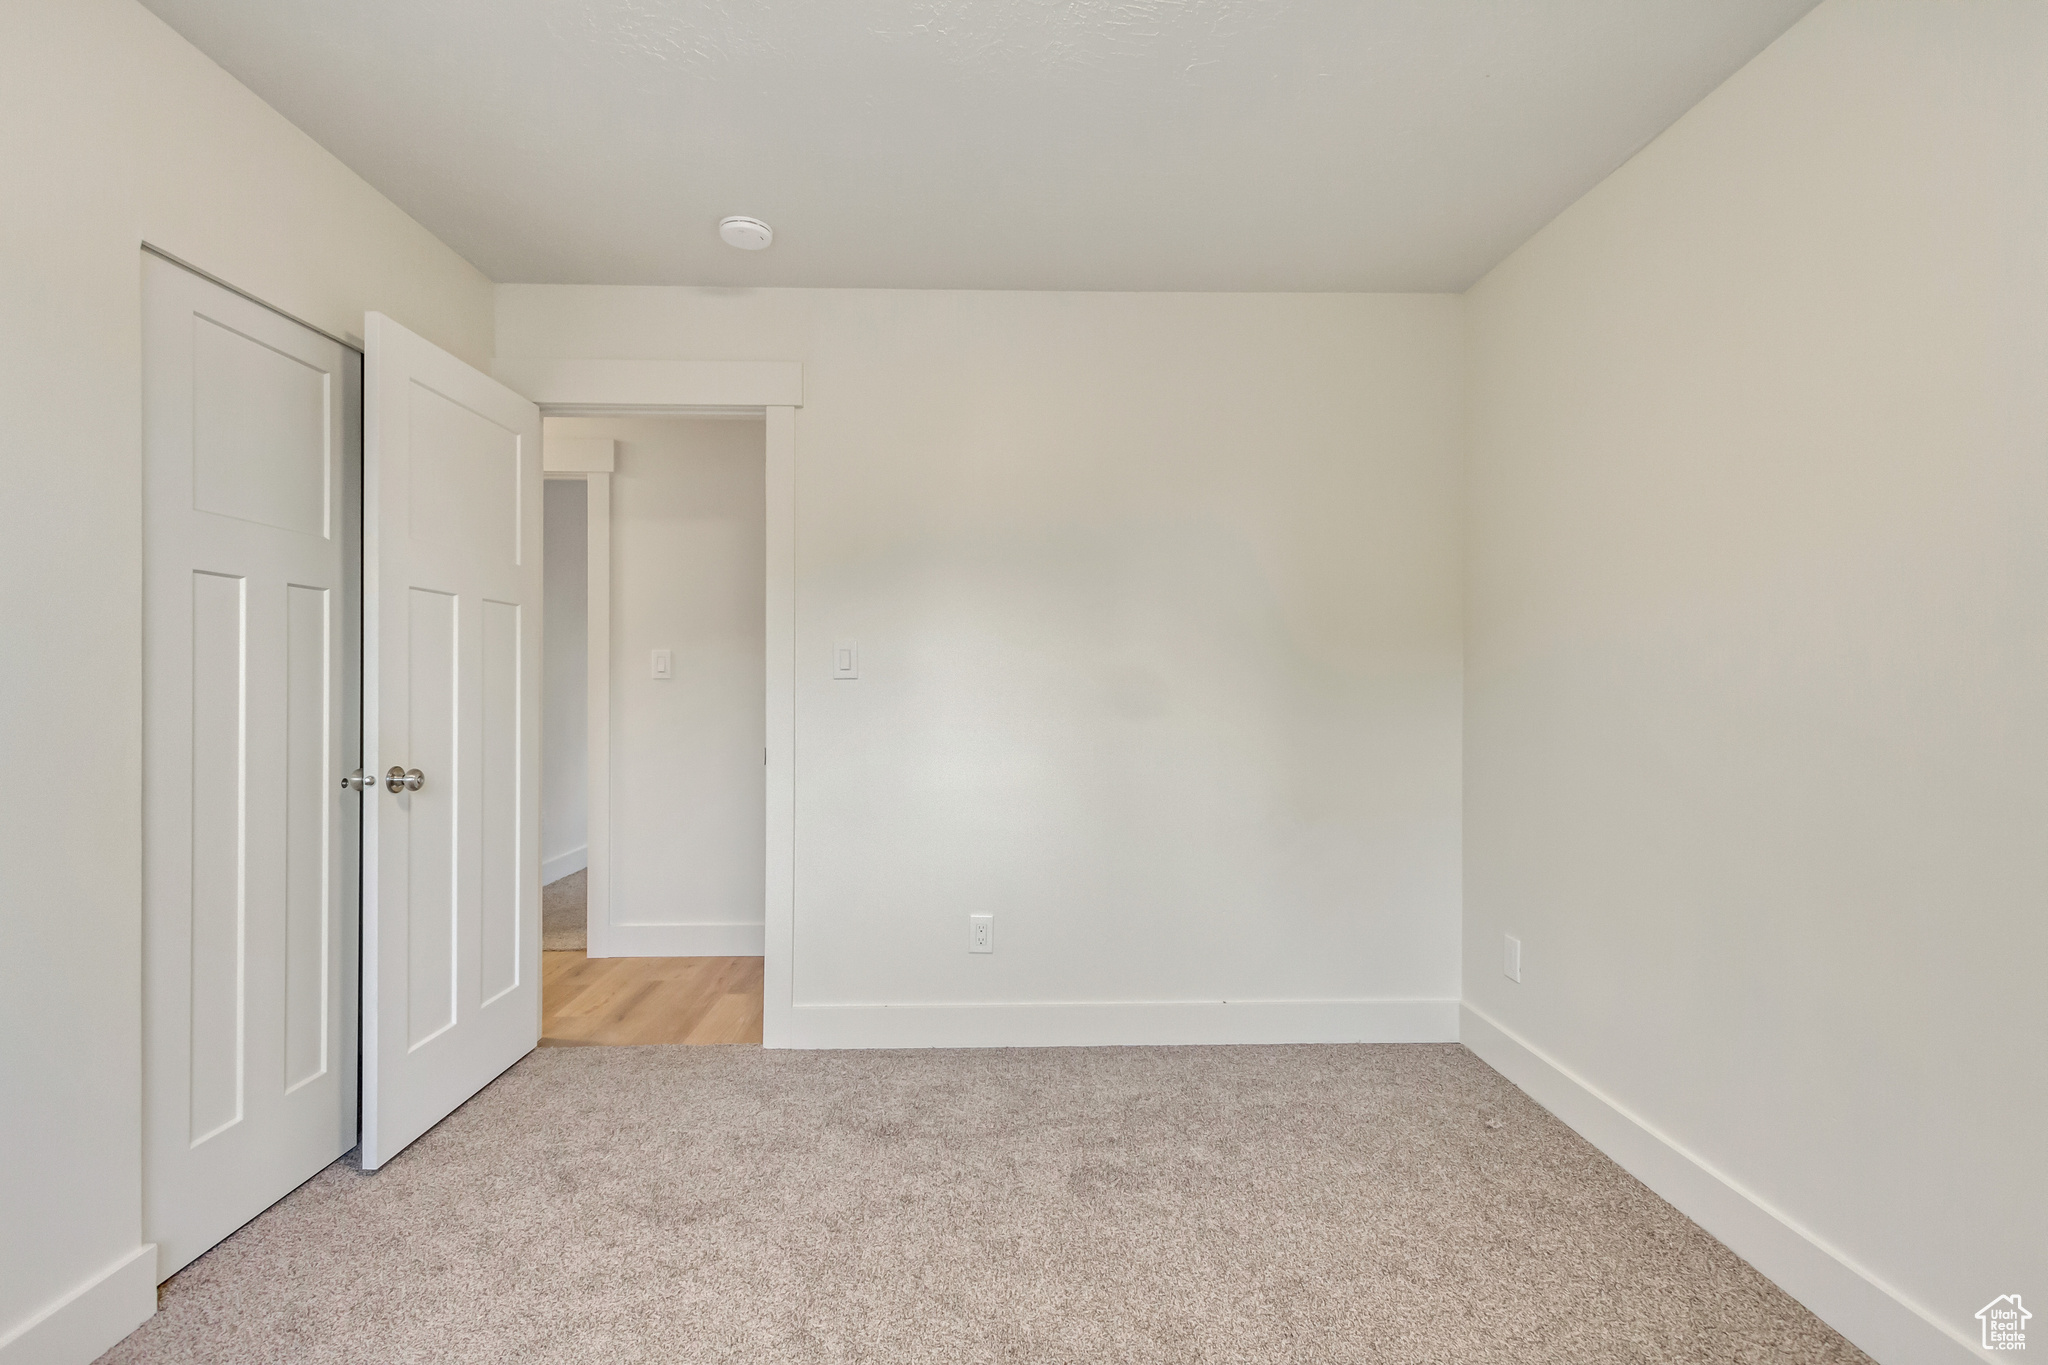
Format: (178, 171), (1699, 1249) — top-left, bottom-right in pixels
(541, 952), (764, 1046)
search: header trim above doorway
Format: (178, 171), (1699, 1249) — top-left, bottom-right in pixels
(495, 358), (803, 409)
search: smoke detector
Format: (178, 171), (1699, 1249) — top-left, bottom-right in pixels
(718, 216), (773, 250)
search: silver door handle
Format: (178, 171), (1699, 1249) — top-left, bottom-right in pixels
(385, 766), (424, 793)
(341, 769), (373, 792)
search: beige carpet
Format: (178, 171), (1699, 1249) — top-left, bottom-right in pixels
(101, 1044), (1870, 1364)
(542, 868), (585, 951)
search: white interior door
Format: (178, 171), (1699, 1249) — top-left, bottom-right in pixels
(142, 254), (361, 1277)
(360, 313), (542, 1169)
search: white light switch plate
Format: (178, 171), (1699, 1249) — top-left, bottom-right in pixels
(832, 642), (859, 680)
(651, 649), (672, 679)
(1504, 934), (1521, 982)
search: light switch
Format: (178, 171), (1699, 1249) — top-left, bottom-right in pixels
(832, 642), (858, 680)
(651, 649), (672, 680)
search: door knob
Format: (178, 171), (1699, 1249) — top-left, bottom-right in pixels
(341, 769), (373, 792)
(385, 766), (424, 793)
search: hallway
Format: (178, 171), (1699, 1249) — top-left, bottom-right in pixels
(541, 952), (764, 1047)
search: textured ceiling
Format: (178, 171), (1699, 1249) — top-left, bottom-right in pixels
(140, 0), (1818, 290)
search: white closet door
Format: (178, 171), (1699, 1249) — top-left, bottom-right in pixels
(360, 313), (541, 1170)
(142, 255), (361, 1278)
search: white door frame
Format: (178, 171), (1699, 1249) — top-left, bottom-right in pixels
(504, 358), (800, 1049)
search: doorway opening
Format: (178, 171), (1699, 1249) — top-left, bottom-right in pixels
(539, 415), (769, 1046)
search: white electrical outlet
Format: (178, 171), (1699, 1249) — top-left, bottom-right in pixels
(650, 649), (672, 679)
(969, 914), (993, 954)
(1504, 934), (1522, 983)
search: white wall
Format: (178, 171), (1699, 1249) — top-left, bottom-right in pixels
(0, 0), (492, 1356)
(551, 417), (769, 951)
(499, 289), (1466, 1039)
(1462, 3), (2046, 1361)
(541, 478), (588, 881)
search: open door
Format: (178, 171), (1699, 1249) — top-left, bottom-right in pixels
(360, 313), (541, 1169)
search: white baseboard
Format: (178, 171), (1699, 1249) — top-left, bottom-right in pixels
(1458, 1005), (1979, 1365)
(590, 921), (764, 958)
(784, 997), (1460, 1049)
(0, 1243), (156, 1365)
(541, 846), (588, 884)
